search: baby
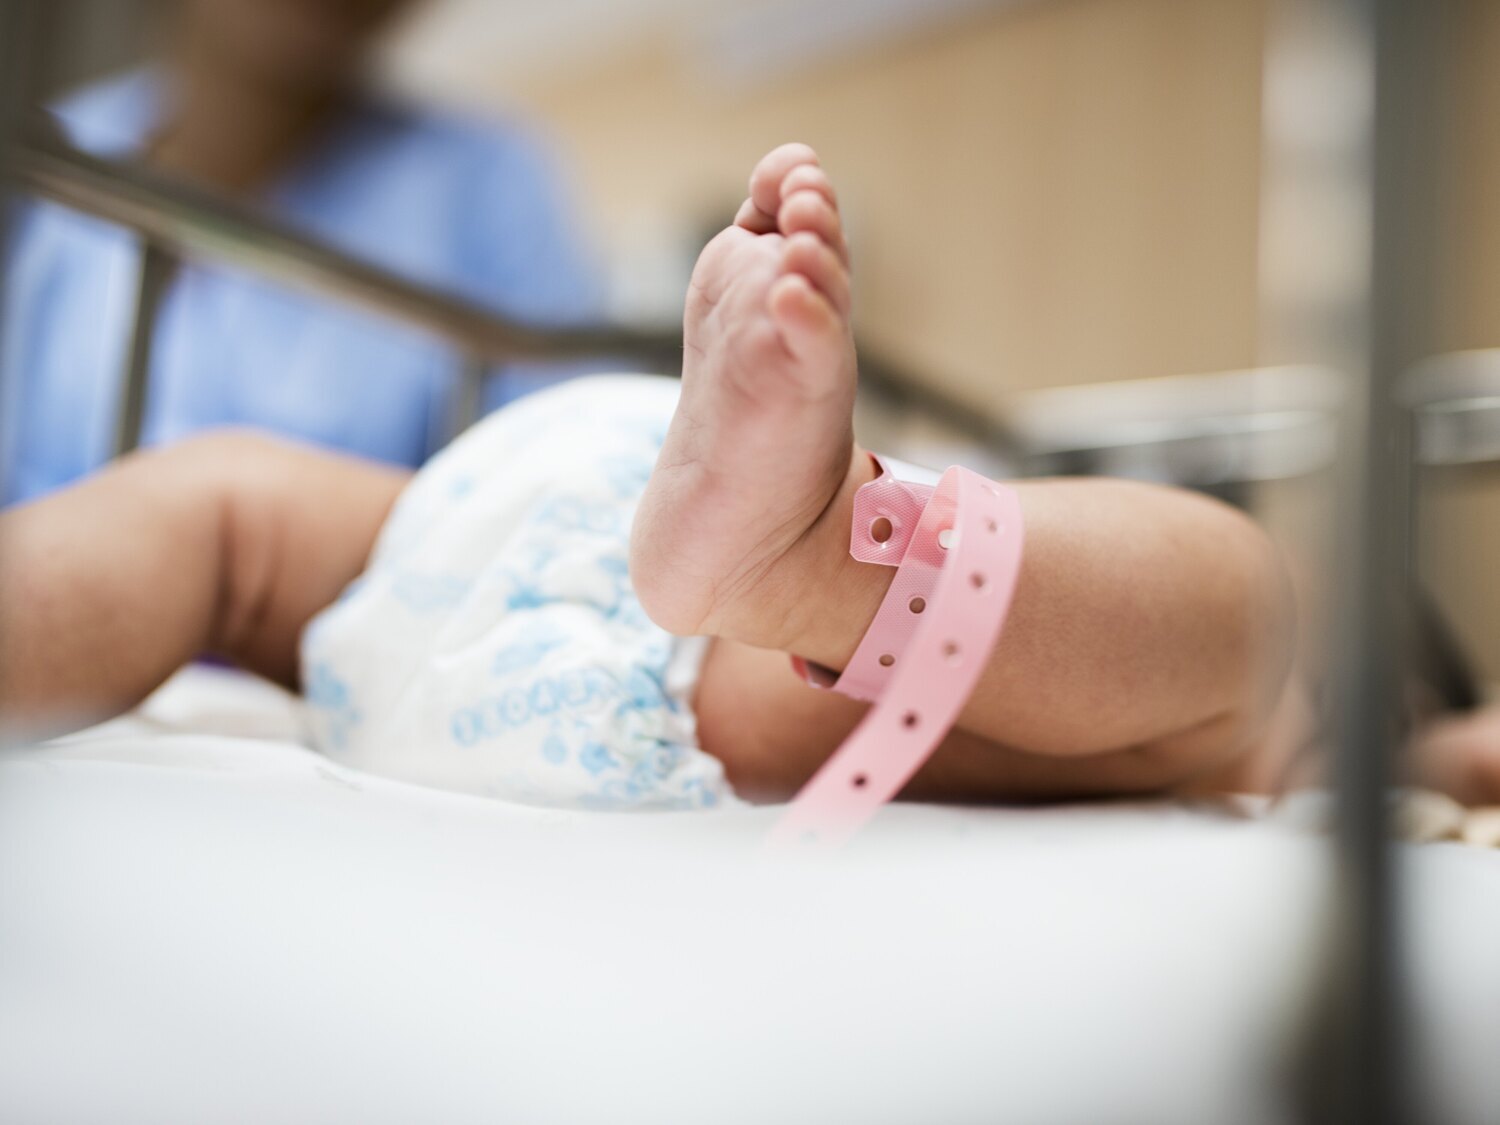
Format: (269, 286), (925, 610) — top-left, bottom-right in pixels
(0, 144), (1301, 808)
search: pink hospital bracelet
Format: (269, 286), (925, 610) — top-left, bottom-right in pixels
(768, 457), (1025, 849)
(789, 457), (936, 701)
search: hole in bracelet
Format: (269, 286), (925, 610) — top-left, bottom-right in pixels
(870, 517), (894, 544)
(942, 641), (961, 663)
(985, 518), (999, 534)
(878, 653), (895, 667)
(908, 596), (926, 614)
(902, 711), (920, 729)
(970, 572), (987, 591)
(852, 773), (868, 788)
(937, 528), (955, 550)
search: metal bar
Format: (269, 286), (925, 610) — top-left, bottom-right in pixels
(0, 0), (53, 504)
(113, 241), (174, 457)
(451, 353), (487, 440)
(1302, 0), (1451, 1120)
(1401, 350), (1500, 466)
(14, 124), (683, 369)
(12, 124), (1021, 459)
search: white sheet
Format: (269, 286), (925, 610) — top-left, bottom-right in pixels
(2, 668), (1497, 1124)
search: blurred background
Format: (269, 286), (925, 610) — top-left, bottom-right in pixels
(10, 0), (1500, 687)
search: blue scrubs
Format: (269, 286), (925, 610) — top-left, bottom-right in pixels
(1, 71), (606, 504)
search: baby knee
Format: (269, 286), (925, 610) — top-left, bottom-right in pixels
(147, 430), (298, 660)
(166, 426), (298, 476)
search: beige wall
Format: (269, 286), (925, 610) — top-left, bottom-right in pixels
(1442, 0), (1500, 356)
(495, 0), (1268, 410)
(1420, 0), (1500, 681)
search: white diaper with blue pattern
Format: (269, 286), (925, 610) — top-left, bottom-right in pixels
(301, 375), (739, 810)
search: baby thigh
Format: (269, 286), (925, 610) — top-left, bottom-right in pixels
(694, 640), (1263, 803)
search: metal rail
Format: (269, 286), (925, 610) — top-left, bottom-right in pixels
(11, 122), (1016, 458)
(1003, 364), (1345, 487)
(12, 120), (685, 457)
(1403, 350), (1500, 466)
(14, 123), (685, 370)
(1299, 0), (1449, 1120)
(114, 240), (172, 455)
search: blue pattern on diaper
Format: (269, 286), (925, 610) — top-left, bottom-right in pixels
(299, 376), (734, 811)
(579, 740), (617, 776)
(492, 625), (569, 676)
(449, 665), (645, 748)
(503, 582), (550, 613)
(304, 660), (361, 751)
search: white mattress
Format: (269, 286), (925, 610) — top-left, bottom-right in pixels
(1, 668), (1497, 1124)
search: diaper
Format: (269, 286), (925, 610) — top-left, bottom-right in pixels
(301, 375), (740, 810)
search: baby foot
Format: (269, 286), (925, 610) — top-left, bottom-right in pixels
(631, 143), (867, 646)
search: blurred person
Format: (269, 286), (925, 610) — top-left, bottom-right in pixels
(1, 0), (603, 505)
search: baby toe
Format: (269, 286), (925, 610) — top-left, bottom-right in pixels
(768, 273), (843, 363)
(749, 142), (822, 223)
(779, 191), (849, 266)
(780, 163), (838, 209)
(782, 231), (851, 316)
(734, 196), (778, 234)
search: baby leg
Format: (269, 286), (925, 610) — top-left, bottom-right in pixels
(695, 639), (1304, 804)
(1406, 706), (1500, 806)
(0, 431), (407, 739)
(635, 144), (1297, 801)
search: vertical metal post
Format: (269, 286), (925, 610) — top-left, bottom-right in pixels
(1293, 0), (1451, 1121)
(450, 352), (487, 440)
(113, 241), (173, 457)
(0, 0), (52, 502)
